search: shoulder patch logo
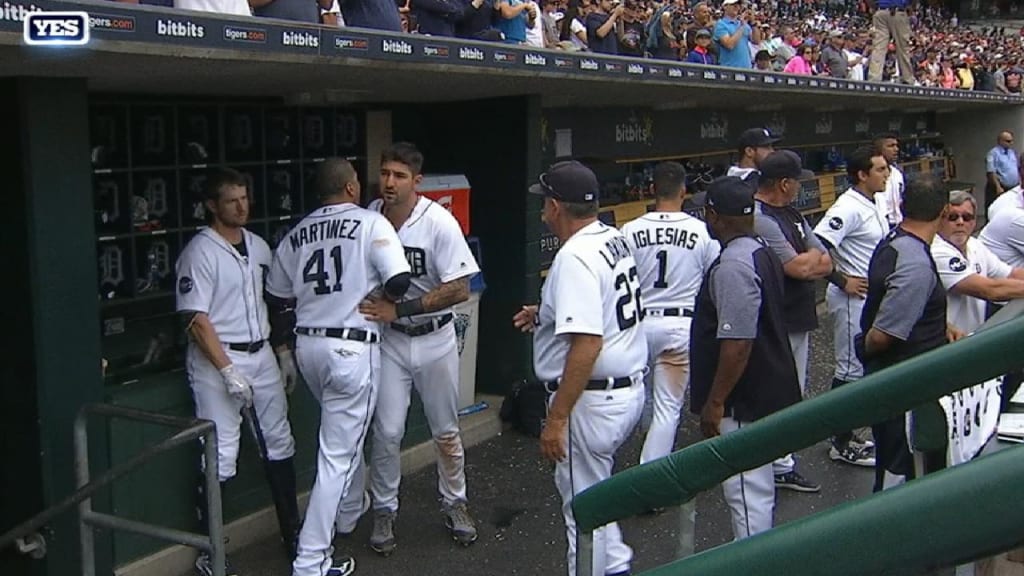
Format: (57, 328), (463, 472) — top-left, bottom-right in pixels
(178, 276), (194, 294)
(949, 257), (968, 273)
(722, 322), (733, 332)
(565, 316), (573, 323)
(828, 216), (843, 231)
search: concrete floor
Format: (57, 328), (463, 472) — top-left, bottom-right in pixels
(192, 321), (939, 576)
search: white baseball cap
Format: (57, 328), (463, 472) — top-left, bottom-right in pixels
(723, 0), (742, 5)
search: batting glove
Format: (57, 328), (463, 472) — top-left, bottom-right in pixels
(220, 364), (254, 408)
(276, 349), (299, 395)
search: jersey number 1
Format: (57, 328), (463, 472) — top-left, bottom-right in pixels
(303, 246), (343, 295)
(654, 250), (669, 289)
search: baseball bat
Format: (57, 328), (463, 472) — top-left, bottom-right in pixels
(243, 403), (272, 464)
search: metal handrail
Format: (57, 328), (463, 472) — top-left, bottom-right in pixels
(0, 403), (225, 576)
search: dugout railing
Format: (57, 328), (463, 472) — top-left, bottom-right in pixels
(572, 309), (1024, 576)
(0, 404), (226, 576)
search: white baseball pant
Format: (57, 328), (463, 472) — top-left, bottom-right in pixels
(721, 417), (775, 540)
(826, 285), (866, 382)
(370, 322), (466, 513)
(771, 331), (810, 476)
(292, 336), (378, 576)
(556, 378), (644, 576)
(639, 316), (690, 465)
(187, 344), (295, 481)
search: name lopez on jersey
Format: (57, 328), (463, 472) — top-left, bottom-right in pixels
(630, 227), (699, 249)
(289, 218), (362, 250)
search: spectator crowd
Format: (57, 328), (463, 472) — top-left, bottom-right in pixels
(112, 0), (1024, 92)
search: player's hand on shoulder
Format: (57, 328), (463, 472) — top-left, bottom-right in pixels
(276, 348), (299, 395)
(220, 364), (254, 407)
(359, 293), (398, 323)
(512, 305), (539, 333)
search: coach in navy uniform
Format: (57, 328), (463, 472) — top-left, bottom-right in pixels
(690, 176), (801, 540)
(857, 175), (963, 493)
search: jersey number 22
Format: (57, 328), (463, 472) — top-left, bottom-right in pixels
(615, 266), (643, 331)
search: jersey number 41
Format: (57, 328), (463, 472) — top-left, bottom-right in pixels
(303, 246), (344, 295)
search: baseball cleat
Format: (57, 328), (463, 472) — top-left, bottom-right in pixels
(774, 471), (821, 493)
(369, 509), (397, 556)
(830, 443), (876, 467)
(325, 556), (356, 576)
(443, 500), (478, 547)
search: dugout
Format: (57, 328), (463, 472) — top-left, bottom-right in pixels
(0, 2), (1020, 576)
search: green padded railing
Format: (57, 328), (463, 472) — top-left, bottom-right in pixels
(639, 444), (1024, 575)
(571, 313), (1024, 575)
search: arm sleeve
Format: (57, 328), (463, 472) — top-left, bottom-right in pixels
(703, 237), (722, 273)
(551, 253), (604, 337)
(712, 20), (727, 42)
(175, 245), (216, 314)
(804, 219), (828, 252)
(710, 259), (760, 340)
(265, 243), (295, 299)
(432, 210), (481, 283)
(872, 258), (936, 340)
(813, 199), (857, 252)
(368, 218), (412, 283)
(931, 240), (972, 290)
(986, 149), (997, 173)
(753, 215), (798, 263)
(1007, 216), (1024, 261)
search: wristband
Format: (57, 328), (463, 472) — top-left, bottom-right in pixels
(395, 298), (425, 318)
(827, 269), (846, 289)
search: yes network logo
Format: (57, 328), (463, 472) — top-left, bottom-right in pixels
(24, 12), (90, 46)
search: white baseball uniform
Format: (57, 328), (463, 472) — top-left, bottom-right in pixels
(533, 220), (647, 576)
(931, 235), (1013, 334)
(366, 196), (480, 514)
(814, 188), (888, 382)
(987, 187), (1023, 222)
(874, 163), (904, 228)
(266, 203), (409, 576)
(980, 208), (1024, 269)
(621, 212), (718, 465)
(174, 0), (252, 16)
(176, 228), (296, 482)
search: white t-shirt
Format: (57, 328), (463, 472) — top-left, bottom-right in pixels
(620, 211), (719, 311)
(874, 164), (904, 227)
(366, 196), (481, 325)
(980, 207), (1024, 268)
(813, 188), (888, 277)
(266, 203), (410, 333)
(844, 48), (864, 81)
(570, 18), (587, 50)
(174, 0), (252, 16)
(176, 228), (272, 343)
(524, 1), (544, 47)
(532, 221), (647, 382)
(987, 187), (1023, 221)
(931, 235), (1011, 334)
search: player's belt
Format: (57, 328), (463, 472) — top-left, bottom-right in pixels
(543, 375), (637, 393)
(294, 327), (380, 344)
(389, 313), (454, 337)
(645, 307), (693, 318)
(226, 340), (266, 353)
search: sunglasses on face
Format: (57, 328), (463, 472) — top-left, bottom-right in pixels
(947, 213), (976, 222)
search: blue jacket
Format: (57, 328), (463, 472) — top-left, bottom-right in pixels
(686, 49), (716, 65)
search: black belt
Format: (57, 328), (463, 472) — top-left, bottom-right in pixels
(390, 313), (454, 337)
(544, 375), (635, 393)
(645, 307), (693, 318)
(226, 340), (266, 353)
(295, 327), (380, 344)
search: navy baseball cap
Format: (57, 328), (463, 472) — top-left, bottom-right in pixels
(737, 127), (782, 149)
(706, 176), (755, 216)
(760, 150), (816, 181)
(529, 160), (600, 203)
